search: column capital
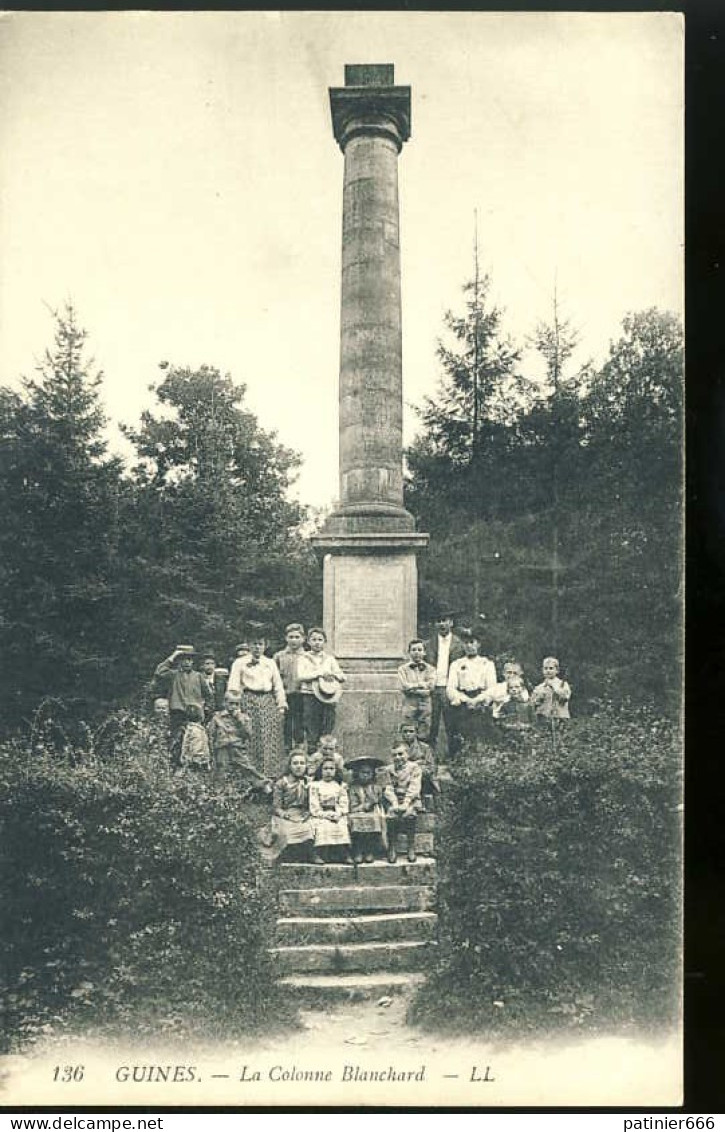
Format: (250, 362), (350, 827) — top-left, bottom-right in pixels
(329, 84), (411, 153)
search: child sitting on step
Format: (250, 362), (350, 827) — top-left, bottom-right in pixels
(309, 755), (353, 865)
(266, 749), (315, 863)
(399, 721), (440, 806)
(346, 756), (387, 864)
(383, 744), (423, 864)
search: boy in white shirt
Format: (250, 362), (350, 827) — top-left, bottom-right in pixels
(397, 639), (437, 740)
(531, 657), (572, 721)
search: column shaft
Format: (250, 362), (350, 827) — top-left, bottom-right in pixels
(339, 133), (403, 512)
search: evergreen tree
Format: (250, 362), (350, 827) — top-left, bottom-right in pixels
(514, 297), (586, 653)
(568, 309), (683, 705)
(406, 292), (683, 710)
(406, 271), (528, 642)
(0, 304), (123, 724)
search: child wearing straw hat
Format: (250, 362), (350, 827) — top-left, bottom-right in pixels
(346, 755), (388, 864)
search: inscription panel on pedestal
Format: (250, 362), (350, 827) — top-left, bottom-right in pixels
(334, 555), (405, 657)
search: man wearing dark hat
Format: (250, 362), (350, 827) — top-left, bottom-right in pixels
(423, 612), (465, 756)
(154, 646), (214, 768)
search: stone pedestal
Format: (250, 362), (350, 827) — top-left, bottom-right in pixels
(312, 533), (428, 759)
(311, 65), (428, 761)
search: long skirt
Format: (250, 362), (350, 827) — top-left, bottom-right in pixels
(313, 815), (351, 846)
(348, 807), (387, 849)
(454, 702), (496, 749)
(273, 811), (314, 847)
(348, 809), (385, 835)
(258, 811), (313, 863)
(240, 690), (285, 778)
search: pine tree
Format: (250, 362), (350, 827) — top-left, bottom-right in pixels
(0, 304), (123, 724)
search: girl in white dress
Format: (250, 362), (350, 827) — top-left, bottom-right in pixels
(308, 756), (352, 865)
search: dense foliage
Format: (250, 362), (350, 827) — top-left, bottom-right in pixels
(118, 363), (319, 695)
(407, 293), (683, 713)
(0, 307), (125, 723)
(0, 712), (286, 1050)
(410, 710), (682, 1035)
(0, 308), (319, 729)
(0, 290), (682, 727)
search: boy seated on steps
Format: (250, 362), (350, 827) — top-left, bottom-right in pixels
(398, 721), (440, 808)
(383, 744), (423, 864)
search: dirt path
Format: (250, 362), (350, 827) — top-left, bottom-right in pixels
(1, 988), (680, 1108)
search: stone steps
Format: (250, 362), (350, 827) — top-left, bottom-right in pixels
(273, 821), (438, 994)
(279, 883), (436, 915)
(279, 860), (436, 887)
(275, 911), (437, 946)
(271, 939), (433, 975)
(276, 971), (426, 1002)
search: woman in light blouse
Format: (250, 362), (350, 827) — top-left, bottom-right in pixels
(227, 632), (287, 778)
(446, 629), (498, 754)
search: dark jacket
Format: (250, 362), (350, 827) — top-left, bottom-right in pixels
(422, 632), (465, 672)
(154, 658), (214, 716)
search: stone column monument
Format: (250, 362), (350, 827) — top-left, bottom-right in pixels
(311, 64), (428, 757)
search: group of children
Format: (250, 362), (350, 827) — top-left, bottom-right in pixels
(153, 624), (346, 778)
(153, 625), (572, 793)
(397, 631), (572, 755)
(268, 735), (425, 866)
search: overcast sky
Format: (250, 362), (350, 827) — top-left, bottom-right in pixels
(0, 11), (683, 508)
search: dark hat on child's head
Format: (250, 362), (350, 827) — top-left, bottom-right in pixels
(201, 648), (216, 660)
(345, 755), (385, 770)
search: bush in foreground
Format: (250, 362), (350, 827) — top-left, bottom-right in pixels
(410, 707), (682, 1035)
(0, 712), (286, 1051)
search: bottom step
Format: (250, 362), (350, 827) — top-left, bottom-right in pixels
(272, 939), (432, 975)
(278, 971), (425, 1002)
